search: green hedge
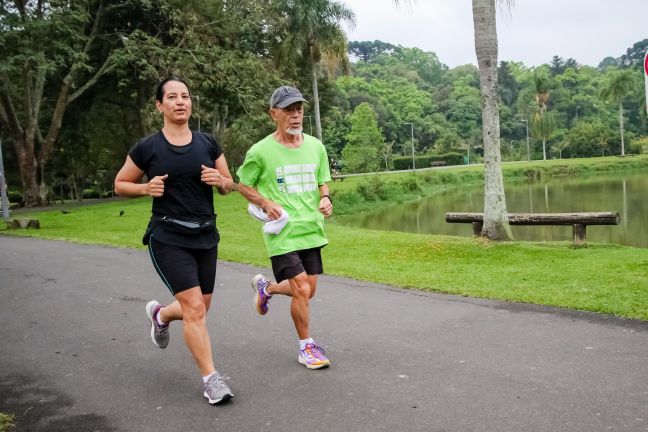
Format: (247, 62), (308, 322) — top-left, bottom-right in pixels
(393, 152), (465, 170)
(82, 189), (100, 199)
(7, 190), (22, 203)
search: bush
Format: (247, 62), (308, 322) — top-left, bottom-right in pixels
(630, 136), (648, 154)
(399, 174), (422, 192)
(7, 190), (22, 203)
(356, 175), (388, 201)
(82, 188), (100, 199)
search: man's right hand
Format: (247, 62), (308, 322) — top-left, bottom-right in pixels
(261, 199), (283, 220)
(146, 174), (168, 197)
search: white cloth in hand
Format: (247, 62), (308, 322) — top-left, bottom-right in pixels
(247, 204), (290, 235)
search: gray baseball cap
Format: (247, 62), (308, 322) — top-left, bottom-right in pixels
(269, 85), (307, 108)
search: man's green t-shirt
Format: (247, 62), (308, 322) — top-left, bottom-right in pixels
(236, 134), (331, 257)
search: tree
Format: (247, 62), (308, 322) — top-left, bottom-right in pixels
(348, 40), (397, 63)
(563, 120), (610, 158)
(618, 39), (648, 70)
(600, 69), (638, 156)
(471, 0), (513, 240)
(391, 0), (512, 240)
(341, 103), (384, 173)
(0, 0), (123, 205)
(276, 0), (355, 141)
(530, 68), (554, 160)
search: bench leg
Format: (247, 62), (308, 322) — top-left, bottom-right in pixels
(472, 221), (483, 236)
(573, 224), (586, 245)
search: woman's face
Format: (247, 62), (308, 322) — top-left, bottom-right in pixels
(157, 80), (192, 125)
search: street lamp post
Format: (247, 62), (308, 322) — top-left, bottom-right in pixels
(0, 139), (10, 222)
(194, 95), (201, 131)
(404, 122), (415, 170)
(522, 119), (530, 161)
(303, 115), (313, 135)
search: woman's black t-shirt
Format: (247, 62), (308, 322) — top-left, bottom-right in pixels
(129, 131), (223, 249)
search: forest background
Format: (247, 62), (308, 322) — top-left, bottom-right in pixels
(1, 0), (647, 207)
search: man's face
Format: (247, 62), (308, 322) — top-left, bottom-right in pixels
(271, 102), (304, 135)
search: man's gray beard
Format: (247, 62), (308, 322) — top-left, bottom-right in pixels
(285, 126), (303, 136)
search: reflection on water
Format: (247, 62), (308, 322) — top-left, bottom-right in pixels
(338, 172), (648, 248)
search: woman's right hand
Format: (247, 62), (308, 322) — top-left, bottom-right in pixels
(146, 174), (168, 197)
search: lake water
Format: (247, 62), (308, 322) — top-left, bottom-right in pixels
(338, 171), (648, 248)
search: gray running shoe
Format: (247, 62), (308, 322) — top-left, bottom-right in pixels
(145, 300), (169, 349)
(203, 373), (234, 405)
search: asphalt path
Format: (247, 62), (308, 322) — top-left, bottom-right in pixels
(1, 236), (647, 432)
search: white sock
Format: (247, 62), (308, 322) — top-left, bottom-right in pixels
(155, 307), (167, 327)
(299, 338), (314, 351)
(263, 284), (272, 297)
(203, 371), (218, 383)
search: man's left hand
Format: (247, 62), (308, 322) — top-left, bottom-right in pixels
(319, 196), (333, 217)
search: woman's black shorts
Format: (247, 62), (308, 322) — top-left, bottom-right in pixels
(148, 236), (218, 295)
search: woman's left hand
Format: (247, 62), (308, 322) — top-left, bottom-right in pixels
(201, 165), (230, 188)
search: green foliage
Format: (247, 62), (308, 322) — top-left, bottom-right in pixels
(600, 68), (639, 105)
(82, 189), (100, 199)
(398, 174), (422, 192)
(392, 152), (464, 170)
(2, 0), (647, 207)
(630, 136), (648, 154)
(348, 40), (397, 62)
(0, 412), (15, 432)
(7, 190), (23, 204)
(341, 103), (385, 173)
(564, 119), (611, 158)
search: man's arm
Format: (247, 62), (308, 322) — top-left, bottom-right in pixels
(238, 183), (283, 220)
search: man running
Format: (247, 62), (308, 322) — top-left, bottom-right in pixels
(236, 85), (333, 369)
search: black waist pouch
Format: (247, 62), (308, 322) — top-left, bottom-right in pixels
(142, 216), (214, 245)
(159, 216), (214, 235)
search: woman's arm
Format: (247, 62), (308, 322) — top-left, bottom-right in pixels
(114, 156), (167, 197)
(201, 154), (234, 195)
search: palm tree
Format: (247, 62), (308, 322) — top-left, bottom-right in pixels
(600, 69), (638, 156)
(392, 0), (512, 240)
(530, 68), (554, 160)
(471, 0), (512, 240)
(277, 0), (355, 141)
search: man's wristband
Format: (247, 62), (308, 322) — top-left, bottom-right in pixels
(321, 194), (333, 204)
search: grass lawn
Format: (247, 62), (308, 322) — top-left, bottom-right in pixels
(4, 185), (648, 321)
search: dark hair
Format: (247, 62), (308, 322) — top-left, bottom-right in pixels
(155, 76), (190, 102)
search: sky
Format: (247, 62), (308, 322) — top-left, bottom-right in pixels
(340, 0), (648, 68)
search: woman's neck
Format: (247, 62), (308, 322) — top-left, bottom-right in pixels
(162, 123), (192, 146)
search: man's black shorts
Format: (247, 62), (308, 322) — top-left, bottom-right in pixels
(270, 247), (324, 283)
(148, 236), (218, 295)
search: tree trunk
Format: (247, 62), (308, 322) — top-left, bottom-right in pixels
(472, 0), (512, 240)
(619, 101), (625, 156)
(17, 143), (41, 206)
(542, 138), (547, 161)
(310, 56), (323, 141)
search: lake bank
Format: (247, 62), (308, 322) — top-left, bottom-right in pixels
(3, 177), (648, 321)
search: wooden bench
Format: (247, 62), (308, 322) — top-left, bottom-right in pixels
(430, 161), (446, 167)
(331, 175), (344, 182)
(445, 212), (620, 245)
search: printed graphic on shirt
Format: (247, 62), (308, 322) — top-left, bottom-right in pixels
(275, 164), (317, 194)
